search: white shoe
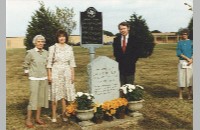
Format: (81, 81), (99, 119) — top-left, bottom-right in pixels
(51, 118), (57, 122)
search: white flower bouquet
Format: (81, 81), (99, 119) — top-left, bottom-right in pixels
(75, 92), (95, 110)
(120, 84), (144, 101)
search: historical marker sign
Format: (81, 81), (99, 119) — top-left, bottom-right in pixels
(80, 7), (103, 45)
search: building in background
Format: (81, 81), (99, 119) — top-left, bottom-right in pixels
(6, 37), (25, 49)
(152, 32), (179, 44)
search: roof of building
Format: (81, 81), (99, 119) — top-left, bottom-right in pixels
(151, 32), (177, 36)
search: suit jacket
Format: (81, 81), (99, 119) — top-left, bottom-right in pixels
(113, 34), (140, 75)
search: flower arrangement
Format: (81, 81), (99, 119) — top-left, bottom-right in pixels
(65, 102), (77, 117)
(114, 98), (128, 113)
(113, 98), (128, 119)
(102, 98), (128, 116)
(75, 92), (95, 110)
(92, 104), (104, 123)
(93, 104), (104, 119)
(102, 100), (117, 117)
(120, 84), (144, 101)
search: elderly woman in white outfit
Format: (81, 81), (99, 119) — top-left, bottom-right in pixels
(23, 35), (48, 128)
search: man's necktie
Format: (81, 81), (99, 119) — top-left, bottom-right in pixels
(122, 36), (126, 53)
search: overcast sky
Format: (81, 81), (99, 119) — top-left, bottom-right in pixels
(6, 0), (193, 37)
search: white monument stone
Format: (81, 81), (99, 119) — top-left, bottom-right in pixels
(87, 56), (120, 103)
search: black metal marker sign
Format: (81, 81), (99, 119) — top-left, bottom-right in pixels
(80, 7), (103, 45)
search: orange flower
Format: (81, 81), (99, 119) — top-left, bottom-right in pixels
(65, 102), (77, 116)
(110, 109), (116, 115)
(102, 98), (128, 116)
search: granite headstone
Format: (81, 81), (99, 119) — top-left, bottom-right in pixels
(87, 56), (120, 103)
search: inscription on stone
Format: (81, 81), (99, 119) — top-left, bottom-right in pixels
(88, 56), (120, 103)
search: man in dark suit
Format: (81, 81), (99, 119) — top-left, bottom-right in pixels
(113, 22), (140, 86)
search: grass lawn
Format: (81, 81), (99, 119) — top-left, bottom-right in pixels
(6, 44), (192, 130)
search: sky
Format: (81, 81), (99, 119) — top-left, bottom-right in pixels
(6, 0), (193, 37)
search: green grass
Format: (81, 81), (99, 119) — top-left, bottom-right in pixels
(6, 44), (192, 130)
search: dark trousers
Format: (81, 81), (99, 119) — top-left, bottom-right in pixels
(120, 74), (134, 86)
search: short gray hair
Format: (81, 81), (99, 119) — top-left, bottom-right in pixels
(32, 35), (46, 45)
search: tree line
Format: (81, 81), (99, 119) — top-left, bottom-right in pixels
(25, 2), (192, 58)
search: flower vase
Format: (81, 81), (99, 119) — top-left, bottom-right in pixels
(128, 99), (144, 111)
(127, 99), (144, 117)
(75, 109), (94, 126)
